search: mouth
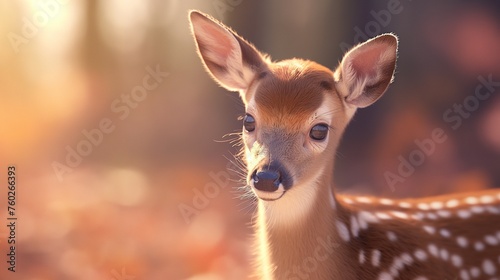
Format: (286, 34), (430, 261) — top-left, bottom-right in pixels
(249, 178), (286, 201)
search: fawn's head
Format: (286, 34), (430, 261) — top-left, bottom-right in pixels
(190, 11), (398, 206)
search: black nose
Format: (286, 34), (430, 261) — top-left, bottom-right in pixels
(253, 170), (281, 192)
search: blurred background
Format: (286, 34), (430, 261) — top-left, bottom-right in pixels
(0, 0), (499, 279)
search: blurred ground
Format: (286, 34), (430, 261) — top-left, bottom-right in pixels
(0, 0), (499, 279)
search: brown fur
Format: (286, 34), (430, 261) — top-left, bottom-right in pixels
(252, 60), (333, 127)
(188, 10), (500, 280)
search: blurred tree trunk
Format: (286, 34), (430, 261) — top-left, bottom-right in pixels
(81, 0), (113, 72)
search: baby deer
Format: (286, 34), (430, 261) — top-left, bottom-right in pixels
(189, 10), (500, 280)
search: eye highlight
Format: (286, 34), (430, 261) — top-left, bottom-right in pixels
(243, 114), (256, 132)
(309, 123), (329, 141)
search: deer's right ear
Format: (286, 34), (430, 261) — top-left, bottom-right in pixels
(189, 10), (266, 92)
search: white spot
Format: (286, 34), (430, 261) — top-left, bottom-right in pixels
(446, 199), (460, 208)
(440, 229), (451, 238)
(387, 231), (397, 242)
(465, 196), (479, 205)
(482, 259), (497, 275)
(426, 212), (438, 220)
(470, 266), (481, 278)
(401, 253), (413, 265)
(486, 206), (500, 214)
(378, 272), (393, 280)
(475, 241), (485, 251)
(417, 203), (430, 210)
(451, 254), (463, 267)
(457, 236), (469, 248)
(460, 269), (470, 280)
(376, 212), (392, 220)
(357, 216), (368, 230)
(428, 244), (439, 257)
(336, 221), (350, 242)
(437, 210), (452, 218)
(392, 211), (409, 219)
(496, 231), (500, 240)
(399, 202), (412, 208)
(343, 198), (354, 204)
(470, 205), (485, 214)
(359, 250), (365, 264)
(458, 209), (472, 219)
(389, 257), (404, 277)
(329, 192), (336, 209)
(351, 215), (360, 238)
(356, 196), (372, 203)
(411, 212), (424, 220)
(380, 198), (394, 205)
(440, 248), (449, 261)
(372, 250), (381, 267)
(423, 225), (436, 235)
(414, 249), (427, 261)
(485, 235), (499, 246)
(479, 195), (495, 204)
(430, 201), (444, 209)
(358, 211), (378, 229)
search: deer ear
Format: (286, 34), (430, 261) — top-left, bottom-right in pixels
(335, 34), (398, 108)
(189, 10), (266, 92)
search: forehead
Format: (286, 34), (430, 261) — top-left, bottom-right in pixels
(251, 59), (336, 123)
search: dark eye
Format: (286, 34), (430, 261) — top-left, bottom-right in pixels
(243, 114), (256, 132)
(309, 123), (329, 141)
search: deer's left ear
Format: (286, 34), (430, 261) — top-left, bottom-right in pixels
(189, 10), (266, 92)
(335, 34), (398, 108)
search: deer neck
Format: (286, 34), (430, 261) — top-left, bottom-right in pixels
(254, 163), (355, 280)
